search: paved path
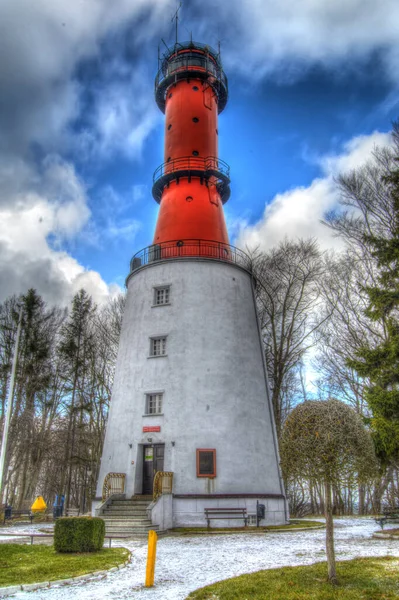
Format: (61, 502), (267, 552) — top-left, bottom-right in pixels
(5, 518), (399, 600)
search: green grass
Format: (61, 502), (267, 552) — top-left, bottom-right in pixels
(186, 557), (399, 599)
(267, 519), (323, 530)
(173, 520), (323, 534)
(0, 545), (129, 587)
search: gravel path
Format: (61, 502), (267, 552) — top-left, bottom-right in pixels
(4, 518), (399, 599)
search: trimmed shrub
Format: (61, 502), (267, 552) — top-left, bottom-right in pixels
(54, 517), (105, 553)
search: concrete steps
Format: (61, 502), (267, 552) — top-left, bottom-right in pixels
(100, 496), (158, 536)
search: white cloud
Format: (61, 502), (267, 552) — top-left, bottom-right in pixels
(0, 156), (121, 306)
(90, 73), (161, 159)
(236, 131), (393, 252)
(0, 0), (169, 155)
(320, 132), (392, 175)
(213, 0), (399, 83)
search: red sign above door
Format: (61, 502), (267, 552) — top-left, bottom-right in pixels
(143, 426), (161, 432)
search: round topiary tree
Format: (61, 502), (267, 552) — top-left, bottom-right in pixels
(280, 398), (377, 584)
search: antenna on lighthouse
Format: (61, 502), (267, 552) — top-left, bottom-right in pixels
(171, 2), (182, 46)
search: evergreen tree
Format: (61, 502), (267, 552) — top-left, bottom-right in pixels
(58, 289), (96, 507)
(6, 290), (62, 506)
(347, 151), (399, 462)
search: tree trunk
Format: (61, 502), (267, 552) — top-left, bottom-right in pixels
(358, 483), (365, 515)
(325, 480), (337, 585)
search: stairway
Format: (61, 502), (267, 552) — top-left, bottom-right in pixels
(101, 496), (158, 537)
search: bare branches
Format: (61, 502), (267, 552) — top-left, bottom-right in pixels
(251, 239), (327, 434)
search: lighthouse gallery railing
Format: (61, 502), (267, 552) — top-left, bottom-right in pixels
(130, 240), (252, 275)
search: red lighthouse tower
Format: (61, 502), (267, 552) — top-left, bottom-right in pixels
(152, 42), (230, 249)
(95, 40), (287, 532)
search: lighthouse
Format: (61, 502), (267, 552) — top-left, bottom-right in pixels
(95, 41), (287, 529)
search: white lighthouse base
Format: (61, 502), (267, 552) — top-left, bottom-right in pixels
(96, 257), (287, 528)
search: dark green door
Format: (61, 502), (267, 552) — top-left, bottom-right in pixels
(143, 444), (164, 494)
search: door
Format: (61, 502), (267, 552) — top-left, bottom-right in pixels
(142, 444), (164, 494)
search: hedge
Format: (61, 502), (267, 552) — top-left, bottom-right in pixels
(54, 517), (105, 553)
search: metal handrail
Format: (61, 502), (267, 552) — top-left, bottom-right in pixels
(153, 156), (230, 183)
(129, 239), (252, 275)
(160, 41), (222, 69)
(153, 471), (174, 501)
(102, 472), (126, 501)
(155, 54), (227, 90)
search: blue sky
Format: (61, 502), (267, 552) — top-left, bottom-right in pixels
(0, 0), (398, 305)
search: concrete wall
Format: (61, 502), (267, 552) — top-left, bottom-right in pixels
(172, 496), (286, 527)
(96, 258), (286, 522)
(148, 494), (173, 531)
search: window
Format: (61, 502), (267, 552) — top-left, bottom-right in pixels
(145, 393), (163, 415)
(196, 449), (216, 478)
(150, 336), (167, 357)
(153, 286), (170, 306)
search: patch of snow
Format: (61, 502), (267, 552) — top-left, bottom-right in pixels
(6, 518), (399, 600)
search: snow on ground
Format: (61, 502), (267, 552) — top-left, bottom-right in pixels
(5, 518), (399, 600)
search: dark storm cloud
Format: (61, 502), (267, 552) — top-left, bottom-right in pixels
(0, 243), (69, 304)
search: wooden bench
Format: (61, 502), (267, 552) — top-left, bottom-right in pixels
(65, 508), (80, 517)
(3, 509), (35, 525)
(375, 509), (399, 530)
(204, 507), (248, 528)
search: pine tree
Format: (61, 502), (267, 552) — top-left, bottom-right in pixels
(347, 152), (399, 461)
(58, 289), (96, 508)
(7, 290), (62, 506)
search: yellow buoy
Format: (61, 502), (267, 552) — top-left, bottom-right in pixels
(31, 496), (47, 512)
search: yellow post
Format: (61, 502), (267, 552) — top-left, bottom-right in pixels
(145, 530), (158, 587)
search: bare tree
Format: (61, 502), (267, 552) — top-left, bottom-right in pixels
(314, 251), (383, 413)
(252, 239), (327, 435)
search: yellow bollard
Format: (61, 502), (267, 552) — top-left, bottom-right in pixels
(145, 530), (158, 587)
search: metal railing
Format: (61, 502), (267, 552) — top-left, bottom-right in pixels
(129, 239), (252, 275)
(153, 156), (230, 182)
(152, 156), (230, 204)
(155, 41), (228, 113)
(102, 473), (126, 501)
(153, 471), (174, 501)
(159, 40), (222, 71)
(156, 51), (227, 89)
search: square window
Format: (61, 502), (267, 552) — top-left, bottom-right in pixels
(153, 286), (170, 306)
(196, 449), (216, 478)
(150, 336), (167, 356)
(145, 393), (163, 415)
